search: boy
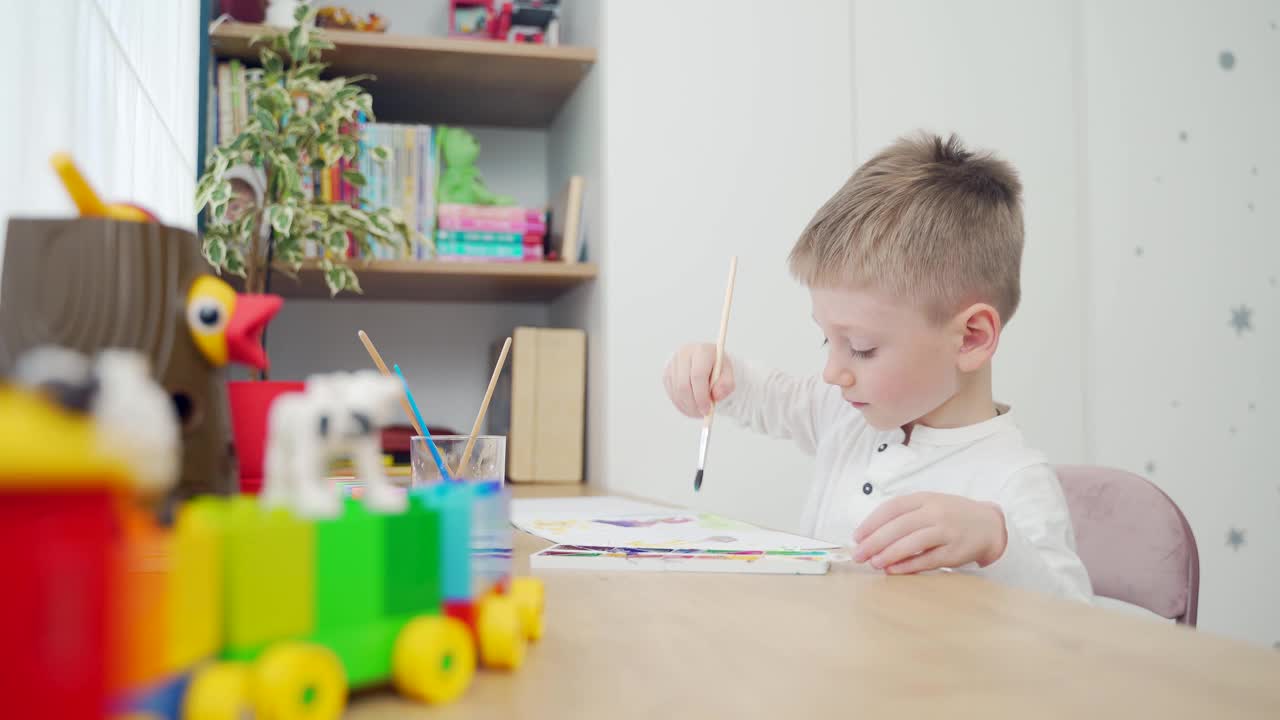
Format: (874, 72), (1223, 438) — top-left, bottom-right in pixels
(664, 133), (1092, 603)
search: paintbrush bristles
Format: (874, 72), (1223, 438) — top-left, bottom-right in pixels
(456, 336), (512, 481)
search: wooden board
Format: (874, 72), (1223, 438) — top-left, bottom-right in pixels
(242, 260), (597, 302)
(210, 23), (596, 128)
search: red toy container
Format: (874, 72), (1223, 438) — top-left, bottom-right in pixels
(227, 379), (305, 494)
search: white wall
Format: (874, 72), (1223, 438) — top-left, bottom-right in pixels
(597, 0), (856, 531)
(0, 0), (198, 288)
(1082, 0), (1279, 648)
(851, 0), (1087, 466)
(263, 299), (548, 432)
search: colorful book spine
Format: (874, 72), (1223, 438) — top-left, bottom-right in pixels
(436, 242), (545, 262)
(436, 216), (546, 233)
(435, 230), (525, 244)
(437, 204), (539, 221)
(436, 240), (524, 258)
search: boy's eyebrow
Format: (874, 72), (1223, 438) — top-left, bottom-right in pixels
(812, 314), (877, 336)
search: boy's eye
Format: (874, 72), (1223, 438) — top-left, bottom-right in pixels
(850, 348), (877, 360)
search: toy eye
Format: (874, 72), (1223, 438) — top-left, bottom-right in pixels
(187, 298), (228, 334)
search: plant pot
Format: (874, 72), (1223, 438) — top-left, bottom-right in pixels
(265, 0), (312, 28)
(227, 379), (304, 494)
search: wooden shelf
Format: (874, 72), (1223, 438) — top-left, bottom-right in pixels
(252, 260), (597, 302)
(210, 22), (596, 128)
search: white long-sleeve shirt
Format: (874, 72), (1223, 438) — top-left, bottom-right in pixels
(717, 359), (1093, 604)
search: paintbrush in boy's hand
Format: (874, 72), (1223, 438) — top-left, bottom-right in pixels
(695, 256), (738, 491)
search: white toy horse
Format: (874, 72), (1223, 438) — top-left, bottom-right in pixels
(262, 370), (407, 517)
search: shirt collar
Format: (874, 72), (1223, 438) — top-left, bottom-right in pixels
(894, 403), (1016, 447)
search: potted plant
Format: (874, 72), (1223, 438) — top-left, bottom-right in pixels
(196, 4), (416, 298)
(195, 3), (417, 492)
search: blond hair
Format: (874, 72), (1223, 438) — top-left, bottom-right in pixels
(788, 132), (1025, 326)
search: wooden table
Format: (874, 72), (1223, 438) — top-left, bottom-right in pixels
(350, 488), (1280, 719)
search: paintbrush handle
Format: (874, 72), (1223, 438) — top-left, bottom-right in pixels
(706, 256), (738, 420)
(457, 336), (512, 480)
(358, 330), (424, 437)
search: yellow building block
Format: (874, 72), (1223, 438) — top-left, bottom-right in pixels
(221, 497), (315, 658)
(0, 387), (129, 487)
(166, 498), (225, 672)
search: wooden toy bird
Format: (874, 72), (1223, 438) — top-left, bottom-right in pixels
(0, 212), (281, 503)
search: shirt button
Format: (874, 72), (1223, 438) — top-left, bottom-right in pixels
(862, 482), (873, 495)
(877, 443), (888, 452)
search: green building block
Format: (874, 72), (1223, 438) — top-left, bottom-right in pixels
(315, 498), (387, 633)
(384, 495), (442, 616)
(221, 497), (315, 658)
(310, 617), (405, 688)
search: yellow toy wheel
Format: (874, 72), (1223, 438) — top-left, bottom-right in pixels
(509, 577), (545, 641)
(252, 643), (347, 720)
(392, 615), (476, 704)
(182, 661), (253, 720)
(477, 593), (527, 670)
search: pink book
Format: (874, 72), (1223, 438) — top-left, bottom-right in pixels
(437, 217), (543, 233)
(438, 204), (529, 221)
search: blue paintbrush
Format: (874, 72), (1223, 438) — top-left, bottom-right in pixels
(393, 364), (455, 483)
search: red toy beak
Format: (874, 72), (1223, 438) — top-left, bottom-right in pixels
(227, 294), (283, 370)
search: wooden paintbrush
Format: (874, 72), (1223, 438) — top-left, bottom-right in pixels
(456, 336), (512, 481)
(357, 329), (424, 437)
(695, 256), (738, 492)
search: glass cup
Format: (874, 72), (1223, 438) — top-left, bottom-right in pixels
(411, 435), (511, 594)
(409, 435), (506, 486)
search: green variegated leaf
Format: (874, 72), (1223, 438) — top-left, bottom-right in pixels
(269, 205), (295, 235)
(262, 48), (283, 75)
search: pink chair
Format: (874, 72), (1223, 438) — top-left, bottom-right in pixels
(1053, 465), (1199, 626)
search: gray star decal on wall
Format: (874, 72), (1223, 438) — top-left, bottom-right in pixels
(1144, 461), (1156, 474)
(1230, 305), (1254, 335)
(1179, 130), (1189, 142)
(1227, 527), (1246, 551)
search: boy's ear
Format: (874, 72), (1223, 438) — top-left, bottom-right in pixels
(953, 303), (1001, 373)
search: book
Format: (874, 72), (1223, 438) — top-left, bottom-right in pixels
(496, 327), (586, 484)
(437, 204), (535, 221)
(548, 176), (584, 264)
(531, 545), (834, 575)
(216, 63), (233, 145)
(435, 240), (524, 259)
(436, 229), (525, 244)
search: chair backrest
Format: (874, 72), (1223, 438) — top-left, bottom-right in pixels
(1053, 465), (1199, 626)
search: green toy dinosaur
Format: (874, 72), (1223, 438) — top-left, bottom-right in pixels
(436, 126), (514, 206)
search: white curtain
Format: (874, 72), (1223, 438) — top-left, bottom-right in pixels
(0, 0), (200, 290)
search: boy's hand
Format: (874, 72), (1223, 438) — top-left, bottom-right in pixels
(851, 492), (1008, 574)
(663, 343), (735, 419)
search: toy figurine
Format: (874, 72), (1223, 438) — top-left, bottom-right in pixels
(436, 126), (515, 206)
(262, 370), (408, 517)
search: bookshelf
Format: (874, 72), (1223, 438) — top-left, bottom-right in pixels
(210, 23), (596, 128)
(205, 20), (598, 305)
(253, 259), (597, 302)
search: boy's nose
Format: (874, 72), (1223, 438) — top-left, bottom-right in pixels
(822, 361), (853, 388)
